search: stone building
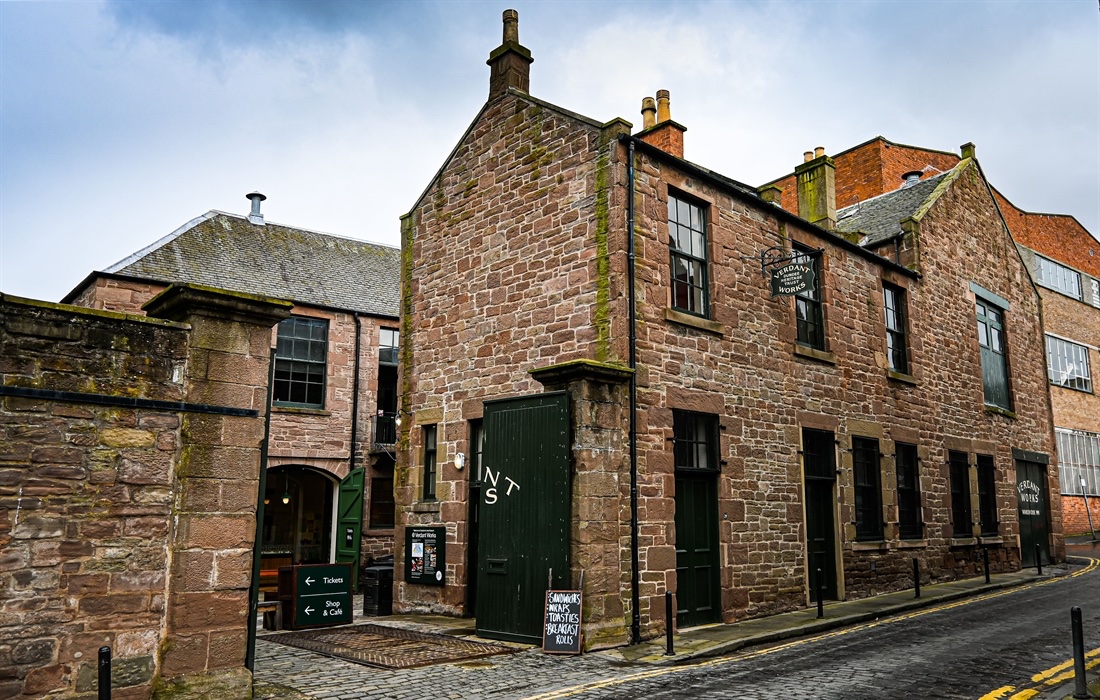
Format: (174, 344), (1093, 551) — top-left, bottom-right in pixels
(63, 195), (403, 577)
(395, 11), (1060, 649)
(766, 138), (1100, 536)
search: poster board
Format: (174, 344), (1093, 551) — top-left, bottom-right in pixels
(542, 589), (583, 654)
(405, 526), (446, 586)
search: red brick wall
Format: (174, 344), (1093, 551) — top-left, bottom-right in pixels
(996, 190), (1100, 279)
(1061, 495), (1099, 536)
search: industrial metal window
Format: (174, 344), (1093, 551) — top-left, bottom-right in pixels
(794, 246), (825, 350)
(977, 454), (998, 537)
(422, 425), (438, 500)
(1036, 255), (1082, 300)
(274, 317), (328, 407)
(949, 450), (972, 537)
(673, 410), (719, 472)
(668, 194), (709, 317)
(883, 283), (909, 373)
(895, 442), (922, 540)
(852, 437), (883, 541)
(1057, 428), (1100, 497)
(976, 298), (1010, 409)
(1045, 335), (1092, 393)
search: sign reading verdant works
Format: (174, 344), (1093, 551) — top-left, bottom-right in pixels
(291, 563), (353, 629)
(746, 245), (821, 297)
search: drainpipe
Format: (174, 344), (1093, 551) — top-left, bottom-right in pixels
(350, 313), (362, 473)
(627, 138), (641, 644)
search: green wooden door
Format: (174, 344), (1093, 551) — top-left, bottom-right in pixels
(335, 467), (365, 588)
(674, 472), (721, 628)
(477, 393), (571, 644)
(1016, 460), (1050, 567)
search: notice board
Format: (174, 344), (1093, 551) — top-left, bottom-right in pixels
(542, 589), (583, 654)
(405, 526), (446, 586)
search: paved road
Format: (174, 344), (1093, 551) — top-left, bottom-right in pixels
(255, 556), (1099, 700)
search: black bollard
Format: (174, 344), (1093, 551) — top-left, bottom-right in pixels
(1072, 607), (1088, 699)
(913, 558), (920, 598)
(983, 547), (990, 584)
(1035, 543), (1043, 575)
(816, 568), (824, 619)
(664, 591), (675, 656)
(98, 646), (111, 700)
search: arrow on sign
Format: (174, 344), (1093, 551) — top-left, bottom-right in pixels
(304, 606), (314, 615)
(304, 577), (315, 586)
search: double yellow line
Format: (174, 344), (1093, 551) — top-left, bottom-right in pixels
(523, 557), (1100, 700)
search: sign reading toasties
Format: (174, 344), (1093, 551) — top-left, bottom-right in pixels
(770, 262), (816, 297)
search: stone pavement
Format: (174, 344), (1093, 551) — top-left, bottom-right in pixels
(253, 558), (1085, 699)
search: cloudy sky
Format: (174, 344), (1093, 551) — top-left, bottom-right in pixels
(1, 0), (1097, 302)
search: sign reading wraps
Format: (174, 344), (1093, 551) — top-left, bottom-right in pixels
(770, 262), (816, 297)
(405, 526), (446, 586)
(542, 589), (583, 654)
(292, 563), (353, 629)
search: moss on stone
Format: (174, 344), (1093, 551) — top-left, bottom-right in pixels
(592, 130), (614, 362)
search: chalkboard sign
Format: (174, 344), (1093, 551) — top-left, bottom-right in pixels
(542, 589), (583, 654)
(291, 563), (353, 629)
(405, 526), (446, 586)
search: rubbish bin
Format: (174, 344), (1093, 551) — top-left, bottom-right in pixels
(361, 565), (393, 616)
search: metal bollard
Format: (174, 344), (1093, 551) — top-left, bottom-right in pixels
(913, 558), (920, 598)
(816, 568), (824, 619)
(664, 591), (675, 656)
(983, 547), (990, 584)
(1071, 606), (1088, 699)
(1035, 543), (1043, 575)
(98, 646), (111, 700)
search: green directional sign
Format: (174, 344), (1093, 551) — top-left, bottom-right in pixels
(292, 563), (353, 629)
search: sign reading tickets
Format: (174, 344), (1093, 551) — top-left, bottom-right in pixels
(770, 262), (816, 297)
(292, 563), (353, 629)
(542, 589), (583, 654)
(405, 526), (446, 586)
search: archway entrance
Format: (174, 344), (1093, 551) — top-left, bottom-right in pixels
(261, 466), (337, 574)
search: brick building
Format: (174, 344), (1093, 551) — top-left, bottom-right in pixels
(395, 11), (1060, 649)
(766, 138), (1100, 536)
(63, 195), (403, 577)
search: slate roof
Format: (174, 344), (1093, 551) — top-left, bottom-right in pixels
(836, 170), (950, 247)
(99, 211), (401, 317)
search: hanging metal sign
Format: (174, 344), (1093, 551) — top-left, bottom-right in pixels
(745, 246), (822, 297)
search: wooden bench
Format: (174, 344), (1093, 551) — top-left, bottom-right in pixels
(257, 600), (283, 631)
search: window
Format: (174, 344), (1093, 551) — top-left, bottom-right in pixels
(1036, 255), (1082, 300)
(673, 410), (719, 471)
(976, 298), (1010, 409)
(802, 428), (837, 479)
(469, 420), (484, 484)
(794, 247), (825, 350)
(883, 284), (909, 373)
(1057, 428), (1100, 496)
(852, 437), (882, 540)
(1046, 335), (1092, 392)
(369, 457), (395, 529)
(949, 450), (972, 537)
(1091, 278), (1100, 308)
(422, 425), (438, 500)
(977, 454), (998, 537)
(376, 328), (400, 444)
(668, 194), (709, 316)
(895, 442), (922, 539)
(274, 317), (328, 407)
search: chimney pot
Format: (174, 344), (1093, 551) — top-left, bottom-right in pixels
(804, 151), (814, 163)
(502, 9), (519, 43)
(246, 191), (266, 225)
(814, 146), (825, 158)
(641, 97), (657, 129)
(656, 89), (671, 123)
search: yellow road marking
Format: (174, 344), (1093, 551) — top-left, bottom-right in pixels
(522, 557), (1100, 700)
(978, 685), (1015, 699)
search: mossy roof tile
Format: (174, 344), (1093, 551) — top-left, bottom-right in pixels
(837, 171), (949, 247)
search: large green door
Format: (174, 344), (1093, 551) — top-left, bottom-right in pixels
(1016, 460), (1051, 567)
(335, 467), (365, 587)
(674, 472), (721, 627)
(477, 393), (571, 644)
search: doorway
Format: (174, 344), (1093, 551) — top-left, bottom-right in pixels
(802, 428), (838, 601)
(1016, 459), (1051, 567)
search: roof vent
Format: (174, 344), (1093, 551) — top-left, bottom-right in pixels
(901, 172), (922, 187)
(246, 191), (267, 225)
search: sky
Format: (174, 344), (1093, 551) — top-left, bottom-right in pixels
(1, 0), (1098, 303)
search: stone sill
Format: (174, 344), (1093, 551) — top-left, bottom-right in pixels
(793, 344), (836, 365)
(412, 501), (440, 514)
(983, 404), (1016, 419)
(273, 405), (331, 417)
(887, 370), (919, 386)
(895, 539), (928, 549)
(978, 535), (1003, 545)
(851, 540), (889, 552)
(949, 537), (978, 547)
(365, 528), (395, 536)
(663, 308), (725, 336)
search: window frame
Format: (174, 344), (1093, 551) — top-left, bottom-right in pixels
(976, 298), (1011, 410)
(976, 454), (998, 537)
(852, 437), (883, 541)
(895, 442), (923, 540)
(1036, 255), (1083, 300)
(667, 192), (710, 318)
(672, 409), (720, 473)
(883, 283), (910, 374)
(793, 246), (825, 350)
(422, 425), (438, 500)
(949, 450), (973, 538)
(368, 457), (396, 530)
(273, 316), (328, 408)
(1045, 334), (1093, 393)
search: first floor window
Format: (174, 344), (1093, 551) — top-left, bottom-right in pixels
(1046, 335), (1093, 392)
(1036, 255), (1082, 300)
(422, 425), (438, 500)
(794, 247), (825, 350)
(895, 442), (922, 539)
(673, 410), (719, 472)
(852, 437), (882, 540)
(274, 317), (328, 407)
(668, 194), (710, 316)
(1057, 428), (1100, 496)
(977, 454), (998, 536)
(883, 283), (910, 373)
(976, 298), (1010, 409)
(949, 450), (972, 537)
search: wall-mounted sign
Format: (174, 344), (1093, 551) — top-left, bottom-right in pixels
(542, 589), (583, 655)
(405, 526), (446, 586)
(770, 262), (816, 297)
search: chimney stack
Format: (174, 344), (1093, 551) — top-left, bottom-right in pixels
(487, 9), (533, 99)
(637, 89), (687, 159)
(246, 191), (266, 225)
(794, 148), (836, 230)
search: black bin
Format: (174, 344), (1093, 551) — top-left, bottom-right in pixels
(361, 565), (393, 616)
